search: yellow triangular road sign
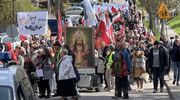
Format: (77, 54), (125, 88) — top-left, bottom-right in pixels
(157, 3), (170, 19)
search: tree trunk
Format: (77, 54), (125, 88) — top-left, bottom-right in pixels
(160, 19), (165, 36)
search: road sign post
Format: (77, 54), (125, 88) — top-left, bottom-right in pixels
(157, 2), (170, 36)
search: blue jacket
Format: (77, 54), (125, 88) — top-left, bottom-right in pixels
(111, 48), (131, 77)
(122, 48), (132, 71)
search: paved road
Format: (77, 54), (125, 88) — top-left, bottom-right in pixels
(37, 82), (170, 100)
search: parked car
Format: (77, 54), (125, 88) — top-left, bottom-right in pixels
(65, 15), (82, 26)
(0, 52), (36, 100)
(65, 6), (84, 15)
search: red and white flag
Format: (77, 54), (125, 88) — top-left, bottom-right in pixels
(57, 13), (62, 43)
(107, 24), (115, 43)
(97, 20), (111, 45)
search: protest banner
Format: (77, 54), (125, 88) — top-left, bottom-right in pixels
(17, 11), (48, 35)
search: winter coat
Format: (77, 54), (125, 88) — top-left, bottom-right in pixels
(171, 44), (180, 62)
(97, 58), (105, 73)
(149, 46), (168, 71)
(95, 50), (105, 73)
(132, 53), (146, 78)
(58, 55), (76, 80)
(111, 49), (131, 77)
(42, 57), (53, 80)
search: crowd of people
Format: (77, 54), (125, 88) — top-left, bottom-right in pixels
(0, 0), (179, 100)
(93, 0), (178, 99)
(0, 36), (81, 100)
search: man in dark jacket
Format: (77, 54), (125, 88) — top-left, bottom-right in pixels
(149, 41), (169, 93)
(171, 39), (180, 85)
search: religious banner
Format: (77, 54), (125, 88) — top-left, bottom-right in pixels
(66, 27), (95, 69)
(17, 11), (48, 35)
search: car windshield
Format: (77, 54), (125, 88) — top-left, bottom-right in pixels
(0, 86), (13, 100)
(74, 8), (81, 10)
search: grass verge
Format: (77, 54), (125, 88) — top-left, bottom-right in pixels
(167, 16), (180, 35)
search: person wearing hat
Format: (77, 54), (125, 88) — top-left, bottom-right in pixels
(148, 40), (169, 93)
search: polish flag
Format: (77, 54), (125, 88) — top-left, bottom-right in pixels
(112, 13), (122, 23)
(149, 31), (155, 42)
(57, 13), (62, 43)
(111, 6), (117, 13)
(97, 20), (111, 45)
(108, 24), (115, 43)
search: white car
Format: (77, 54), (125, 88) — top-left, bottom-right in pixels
(0, 53), (36, 100)
(65, 15), (82, 25)
(65, 6), (84, 15)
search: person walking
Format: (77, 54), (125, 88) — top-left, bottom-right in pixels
(41, 47), (53, 98)
(132, 49), (146, 91)
(171, 38), (180, 85)
(105, 44), (115, 91)
(96, 49), (105, 86)
(52, 41), (62, 97)
(63, 44), (81, 97)
(102, 46), (109, 89)
(34, 49), (44, 98)
(58, 49), (77, 100)
(16, 46), (25, 68)
(112, 42), (131, 99)
(149, 41), (169, 93)
(24, 54), (36, 87)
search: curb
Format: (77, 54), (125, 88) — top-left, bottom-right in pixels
(164, 80), (174, 100)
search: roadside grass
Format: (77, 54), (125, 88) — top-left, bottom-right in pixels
(167, 16), (180, 35)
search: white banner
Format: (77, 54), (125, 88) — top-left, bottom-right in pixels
(17, 11), (48, 35)
(95, 1), (129, 13)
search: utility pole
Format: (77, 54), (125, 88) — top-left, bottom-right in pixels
(12, 0), (15, 43)
(160, 19), (165, 36)
(12, 0), (15, 24)
(55, 0), (61, 15)
(149, 0), (152, 32)
(48, 0), (51, 14)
